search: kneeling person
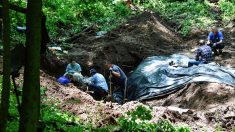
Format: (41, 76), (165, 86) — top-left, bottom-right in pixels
(87, 69), (108, 99)
(188, 40), (213, 67)
(64, 60), (83, 82)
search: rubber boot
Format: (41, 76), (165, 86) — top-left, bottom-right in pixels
(213, 49), (218, 56)
(218, 49), (223, 55)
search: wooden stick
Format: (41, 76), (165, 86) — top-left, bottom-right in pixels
(109, 72), (112, 96)
(63, 24), (95, 43)
(0, 2), (27, 14)
(123, 78), (128, 103)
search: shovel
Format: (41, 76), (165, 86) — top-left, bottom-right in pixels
(123, 78), (128, 104)
(106, 72), (113, 101)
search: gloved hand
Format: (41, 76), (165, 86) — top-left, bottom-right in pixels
(109, 68), (113, 72)
(213, 43), (217, 48)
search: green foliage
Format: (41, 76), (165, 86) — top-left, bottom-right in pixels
(127, 105), (152, 120)
(3, 0), (235, 42)
(40, 87), (47, 95)
(43, 0), (132, 38)
(215, 124), (223, 132)
(43, 0), (79, 37)
(5, 93), (84, 131)
(117, 105), (191, 132)
(9, 0), (27, 45)
(219, 0), (235, 22)
(4, 0), (132, 42)
(6, 91), (20, 131)
(144, 0), (215, 36)
(176, 126), (191, 132)
(2, 79), (190, 132)
(40, 104), (84, 131)
(0, 76), (83, 131)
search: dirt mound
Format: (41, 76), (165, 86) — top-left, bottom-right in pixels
(151, 105), (235, 131)
(43, 11), (184, 76)
(144, 82), (235, 131)
(146, 82), (235, 110)
(40, 71), (235, 131)
(40, 71), (144, 127)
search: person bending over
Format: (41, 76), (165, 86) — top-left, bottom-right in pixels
(188, 40), (213, 67)
(207, 26), (225, 55)
(105, 62), (127, 104)
(86, 69), (108, 100)
(64, 60), (83, 82)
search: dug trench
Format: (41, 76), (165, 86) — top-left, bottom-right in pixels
(2, 11), (235, 131)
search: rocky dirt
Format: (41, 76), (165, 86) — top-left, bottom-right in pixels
(39, 71), (235, 131)
(40, 71), (144, 128)
(146, 83), (235, 131)
(147, 83), (235, 111)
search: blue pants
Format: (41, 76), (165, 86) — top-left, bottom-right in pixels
(112, 78), (127, 104)
(188, 60), (204, 67)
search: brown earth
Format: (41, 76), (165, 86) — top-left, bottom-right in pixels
(39, 71), (235, 131)
(40, 71), (144, 128)
(147, 83), (235, 111)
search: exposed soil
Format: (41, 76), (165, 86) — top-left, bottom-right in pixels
(146, 83), (235, 131)
(40, 71), (235, 131)
(40, 71), (143, 127)
(151, 83), (235, 110)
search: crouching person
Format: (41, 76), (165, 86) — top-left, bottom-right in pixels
(64, 60), (83, 83)
(188, 40), (213, 67)
(86, 69), (108, 100)
(207, 26), (225, 55)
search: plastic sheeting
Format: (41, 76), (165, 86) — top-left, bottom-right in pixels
(126, 54), (235, 101)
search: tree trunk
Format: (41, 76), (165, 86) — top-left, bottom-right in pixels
(19, 0), (42, 131)
(0, 0), (11, 131)
(0, 2), (50, 54)
(0, 1), (26, 13)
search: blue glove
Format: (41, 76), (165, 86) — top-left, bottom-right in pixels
(213, 43), (217, 48)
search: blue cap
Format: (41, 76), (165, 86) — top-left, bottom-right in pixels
(90, 68), (97, 74)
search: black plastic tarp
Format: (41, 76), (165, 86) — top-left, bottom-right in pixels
(126, 54), (235, 101)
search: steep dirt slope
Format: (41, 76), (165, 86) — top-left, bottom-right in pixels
(40, 71), (235, 131)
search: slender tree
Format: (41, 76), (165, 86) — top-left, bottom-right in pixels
(19, 0), (42, 131)
(0, 0), (11, 131)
